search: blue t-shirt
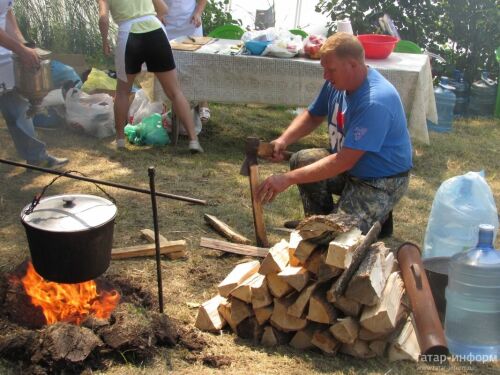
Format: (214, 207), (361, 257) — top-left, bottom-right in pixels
(308, 68), (413, 179)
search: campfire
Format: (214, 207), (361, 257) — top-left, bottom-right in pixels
(15, 261), (120, 326)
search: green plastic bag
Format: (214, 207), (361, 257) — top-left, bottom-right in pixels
(124, 113), (170, 146)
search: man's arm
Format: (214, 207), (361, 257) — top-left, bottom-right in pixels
(0, 10), (38, 67)
(97, 0), (111, 55)
(270, 110), (324, 161)
(257, 147), (365, 204)
(191, 0), (207, 27)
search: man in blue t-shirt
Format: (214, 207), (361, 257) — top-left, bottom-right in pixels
(257, 32), (412, 235)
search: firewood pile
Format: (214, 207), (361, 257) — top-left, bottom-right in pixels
(195, 213), (420, 362)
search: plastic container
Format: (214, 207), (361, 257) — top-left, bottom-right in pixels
(449, 70), (469, 116)
(423, 171), (499, 259)
(427, 77), (456, 132)
(394, 40), (422, 54)
(289, 29), (308, 39)
(244, 40), (271, 55)
(357, 34), (398, 59)
(445, 224), (500, 360)
(468, 71), (497, 117)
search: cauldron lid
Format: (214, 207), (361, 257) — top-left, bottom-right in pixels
(20, 194), (117, 232)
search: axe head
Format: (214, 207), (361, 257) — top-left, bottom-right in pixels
(240, 137), (261, 177)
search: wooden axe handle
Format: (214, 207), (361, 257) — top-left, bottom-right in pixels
(257, 142), (293, 160)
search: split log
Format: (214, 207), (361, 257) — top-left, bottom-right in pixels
(218, 300), (238, 333)
(287, 230), (303, 267)
(287, 282), (317, 318)
(307, 291), (338, 324)
(359, 272), (404, 334)
(258, 240), (289, 275)
(311, 329), (340, 355)
(325, 228), (363, 269)
(329, 317), (360, 344)
(359, 303), (409, 340)
(195, 295), (227, 332)
(111, 240), (187, 260)
(254, 305), (273, 325)
(139, 229), (186, 259)
(304, 248), (324, 275)
(340, 340), (376, 359)
(230, 273), (263, 303)
(296, 213), (361, 234)
(317, 252), (342, 282)
(237, 317), (264, 343)
(326, 222), (382, 301)
(298, 229), (328, 240)
(277, 266), (310, 292)
(388, 317), (421, 362)
(358, 328), (389, 341)
(331, 296), (362, 317)
(200, 237), (268, 257)
(267, 272), (294, 298)
(217, 260), (260, 297)
(369, 340), (387, 357)
(251, 275), (273, 309)
(261, 326), (292, 347)
(289, 323), (326, 350)
(344, 242), (390, 306)
(230, 297), (254, 326)
(270, 296), (307, 332)
(294, 232), (334, 263)
(204, 214), (251, 245)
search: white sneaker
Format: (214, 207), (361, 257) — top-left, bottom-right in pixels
(114, 138), (126, 149)
(188, 140), (204, 154)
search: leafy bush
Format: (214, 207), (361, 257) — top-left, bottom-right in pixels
(201, 0), (241, 36)
(316, 0), (499, 82)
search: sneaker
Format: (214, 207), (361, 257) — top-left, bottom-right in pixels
(113, 138), (126, 149)
(378, 211), (394, 239)
(199, 107), (211, 124)
(189, 139), (204, 154)
(28, 155), (69, 169)
(283, 220), (301, 229)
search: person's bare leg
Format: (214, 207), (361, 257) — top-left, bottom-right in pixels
(114, 74), (136, 147)
(155, 70), (197, 141)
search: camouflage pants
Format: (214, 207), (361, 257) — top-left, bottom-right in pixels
(290, 148), (410, 233)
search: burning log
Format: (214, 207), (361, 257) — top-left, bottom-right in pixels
(196, 216), (421, 362)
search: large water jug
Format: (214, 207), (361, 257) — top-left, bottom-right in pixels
(468, 71), (497, 117)
(450, 70), (469, 116)
(427, 77), (456, 132)
(423, 171), (499, 259)
(445, 224), (500, 360)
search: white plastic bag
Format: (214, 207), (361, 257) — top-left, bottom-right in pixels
(423, 171), (499, 258)
(129, 89), (165, 124)
(262, 31), (303, 58)
(65, 88), (115, 139)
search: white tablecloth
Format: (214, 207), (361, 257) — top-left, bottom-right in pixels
(154, 41), (437, 144)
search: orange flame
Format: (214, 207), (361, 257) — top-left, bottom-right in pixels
(21, 262), (120, 325)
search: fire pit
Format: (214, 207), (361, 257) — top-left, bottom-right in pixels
(0, 261), (208, 374)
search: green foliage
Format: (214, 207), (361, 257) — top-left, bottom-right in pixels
(316, 0), (499, 82)
(201, 0), (241, 36)
(13, 0), (108, 58)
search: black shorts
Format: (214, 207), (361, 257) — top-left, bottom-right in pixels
(125, 27), (176, 75)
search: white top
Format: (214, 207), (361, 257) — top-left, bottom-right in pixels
(164, 0), (203, 39)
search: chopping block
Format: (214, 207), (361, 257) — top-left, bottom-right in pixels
(240, 137), (292, 247)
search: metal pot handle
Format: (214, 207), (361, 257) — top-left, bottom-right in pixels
(24, 170), (116, 215)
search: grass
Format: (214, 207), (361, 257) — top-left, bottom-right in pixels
(0, 104), (499, 374)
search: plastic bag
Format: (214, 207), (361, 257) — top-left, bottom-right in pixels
(423, 171), (499, 258)
(124, 113), (169, 146)
(65, 88), (115, 139)
(81, 68), (117, 93)
(163, 107), (202, 136)
(262, 31), (303, 58)
(51, 60), (82, 89)
(128, 89), (165, 124)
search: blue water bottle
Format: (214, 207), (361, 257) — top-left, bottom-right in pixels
(428, 77), (456, 132)
(445, 224), (500, 360)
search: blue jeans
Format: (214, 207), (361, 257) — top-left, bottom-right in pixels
(0, 91), (48, 162)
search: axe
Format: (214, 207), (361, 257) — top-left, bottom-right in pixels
(240, 137), (293, 247)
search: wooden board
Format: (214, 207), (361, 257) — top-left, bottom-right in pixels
(111, 240), (186, 259)
(182, 36), (213, 45)
(170, 42), (201, 51)
(204, 214), (251, 244)
(199, 237), (268, 257)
